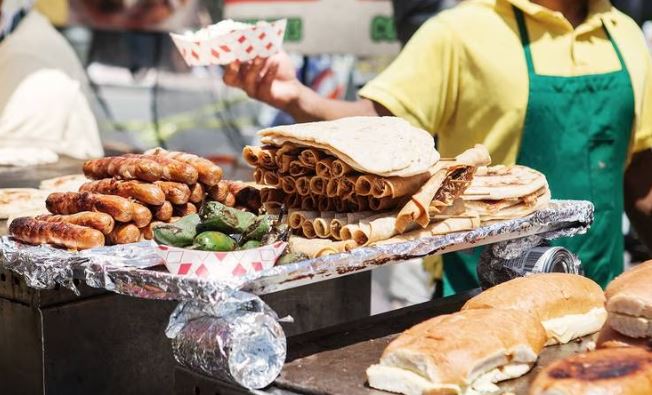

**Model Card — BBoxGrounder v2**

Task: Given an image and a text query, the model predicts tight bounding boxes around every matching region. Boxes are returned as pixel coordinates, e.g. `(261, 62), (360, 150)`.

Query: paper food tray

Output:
(155, 241), (287, 279)
(170, 19), (287, 66)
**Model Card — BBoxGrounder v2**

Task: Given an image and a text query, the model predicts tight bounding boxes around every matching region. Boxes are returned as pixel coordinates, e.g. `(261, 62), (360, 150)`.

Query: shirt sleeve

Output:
(633, 52), (652, 154)
(358, 16), (460, 134)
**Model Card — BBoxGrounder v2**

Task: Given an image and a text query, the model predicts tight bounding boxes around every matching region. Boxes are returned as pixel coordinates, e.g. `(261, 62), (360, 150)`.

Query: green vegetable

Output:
(239, 240), (262, 250)
(199, 201), (256, 234)
(193, 231), (237, 252)
(277, 252), (308, 265)
(153, 214), (200, 247)
(242, 215), (273, 242)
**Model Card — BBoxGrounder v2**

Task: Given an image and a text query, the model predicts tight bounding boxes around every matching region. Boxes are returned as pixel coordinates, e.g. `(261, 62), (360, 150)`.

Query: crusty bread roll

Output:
(367, 309), (546, 395)
(529, 347), (652, 395)
(606, 261), (652, 339)
(462, 273), (606, 345)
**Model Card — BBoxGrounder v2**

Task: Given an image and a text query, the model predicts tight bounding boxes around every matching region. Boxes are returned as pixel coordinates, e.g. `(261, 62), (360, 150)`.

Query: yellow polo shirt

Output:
(359, 0), (652, 164)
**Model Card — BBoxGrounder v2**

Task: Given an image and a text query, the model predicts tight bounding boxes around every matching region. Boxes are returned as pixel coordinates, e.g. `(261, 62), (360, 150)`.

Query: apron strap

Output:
(512, 6), (628, 74)
(602, 22), (628, 70)
(513, 6), (535, 74)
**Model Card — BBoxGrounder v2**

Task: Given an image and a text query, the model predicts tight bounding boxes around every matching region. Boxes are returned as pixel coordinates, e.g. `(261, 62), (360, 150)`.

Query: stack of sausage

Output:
(9, 149), (224, 250)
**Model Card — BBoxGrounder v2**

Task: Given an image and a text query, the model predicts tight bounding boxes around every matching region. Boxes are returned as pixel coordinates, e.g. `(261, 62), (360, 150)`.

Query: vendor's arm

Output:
(223, 17), (459, 130)
(624, 57), (652, 253)
(223, 52), (387, 122)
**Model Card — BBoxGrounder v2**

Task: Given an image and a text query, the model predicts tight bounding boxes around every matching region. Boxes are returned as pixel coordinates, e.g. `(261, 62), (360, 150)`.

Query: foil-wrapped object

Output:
(167, 293), (286, 389)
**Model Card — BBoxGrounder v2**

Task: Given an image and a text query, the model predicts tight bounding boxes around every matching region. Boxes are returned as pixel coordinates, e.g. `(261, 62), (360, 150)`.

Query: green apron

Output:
(443, 6), (635, 295)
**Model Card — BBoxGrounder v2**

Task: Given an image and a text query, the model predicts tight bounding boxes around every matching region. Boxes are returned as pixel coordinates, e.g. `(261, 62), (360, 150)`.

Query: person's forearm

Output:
(625, 190), (652, 253)
(624, 150), (652, 253)
(284, 84), (384, 123)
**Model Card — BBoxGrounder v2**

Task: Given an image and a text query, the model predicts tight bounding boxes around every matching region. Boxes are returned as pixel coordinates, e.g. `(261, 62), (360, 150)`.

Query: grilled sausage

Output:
(189, 183), (205, 204)
(79, 179), (165, 206)
(131, 203), (152, 228)
(35, 212), (115, 235)
(207, 182), (229, 202)
(46, 192), (133, 222)
(125, 154), (198, 184)
(107, 223), (141, 245)
(173, 203), (197, 217)
(83, 156), (163, 182)
(146, 148), (222, 186)
(9, 217), (105, 250)
(141, 221), (164, 241)
(154, 181), (191, 205)
(152, 201), (173, 221)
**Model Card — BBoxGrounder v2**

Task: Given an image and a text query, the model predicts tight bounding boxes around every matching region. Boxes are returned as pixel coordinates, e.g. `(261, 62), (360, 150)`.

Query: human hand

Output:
(223, 52), (303, 111)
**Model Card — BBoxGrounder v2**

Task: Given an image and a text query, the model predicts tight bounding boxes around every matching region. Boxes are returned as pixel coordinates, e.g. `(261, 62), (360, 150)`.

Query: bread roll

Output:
(462, 273), (606, 345)
(606, 261), (652, 338)
(529, 348), (652, 395)
(367, 309), (546, 395)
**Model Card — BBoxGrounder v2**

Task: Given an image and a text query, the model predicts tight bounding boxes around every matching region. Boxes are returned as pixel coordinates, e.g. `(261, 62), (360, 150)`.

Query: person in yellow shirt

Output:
(224, 0), (652, 293)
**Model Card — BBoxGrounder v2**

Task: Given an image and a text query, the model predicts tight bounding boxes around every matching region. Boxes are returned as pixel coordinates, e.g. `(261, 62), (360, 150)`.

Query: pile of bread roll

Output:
(368, 266), (652, 395)
(367, 273), (607, 395)
(9, 149), (224, 250)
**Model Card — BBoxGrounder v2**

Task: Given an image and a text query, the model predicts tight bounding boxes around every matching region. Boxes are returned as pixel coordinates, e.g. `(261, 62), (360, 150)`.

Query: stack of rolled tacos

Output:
(243, 117), (500, 258)
(462, 165), (551, 223)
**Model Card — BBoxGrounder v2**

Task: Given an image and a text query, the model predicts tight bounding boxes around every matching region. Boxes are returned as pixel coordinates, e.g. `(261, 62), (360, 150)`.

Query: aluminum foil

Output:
(0, 236), (85, 293)
(167, 293), (286, 389)
(242, 200), (594, 294)
(0, 200), (593, 300)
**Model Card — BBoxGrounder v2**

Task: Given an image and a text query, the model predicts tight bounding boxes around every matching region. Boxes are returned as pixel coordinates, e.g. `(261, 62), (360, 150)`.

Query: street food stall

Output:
(3, 9), (652, 395)
(0, 113), (599, 394)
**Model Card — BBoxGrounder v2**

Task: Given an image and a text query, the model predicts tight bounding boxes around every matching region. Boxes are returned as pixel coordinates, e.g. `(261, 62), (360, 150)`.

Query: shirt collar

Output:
(504, 0), (614, 32)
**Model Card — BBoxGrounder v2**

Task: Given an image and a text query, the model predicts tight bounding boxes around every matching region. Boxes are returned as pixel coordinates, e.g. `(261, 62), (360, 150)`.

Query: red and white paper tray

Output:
(170, 19), (287, 66)
(155, 241), (287, 280)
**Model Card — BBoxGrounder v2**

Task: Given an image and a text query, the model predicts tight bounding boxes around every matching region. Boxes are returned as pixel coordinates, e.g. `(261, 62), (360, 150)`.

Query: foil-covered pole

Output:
(166, 292), (287, 389)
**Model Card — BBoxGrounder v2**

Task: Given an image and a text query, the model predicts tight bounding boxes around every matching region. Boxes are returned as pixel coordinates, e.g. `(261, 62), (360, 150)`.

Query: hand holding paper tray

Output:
(170, 19), (287, 66)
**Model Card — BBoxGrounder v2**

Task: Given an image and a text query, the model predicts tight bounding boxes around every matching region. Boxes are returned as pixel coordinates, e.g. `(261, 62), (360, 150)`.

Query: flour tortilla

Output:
(372, 217), (481, 246)
(463, 165), (547, 200)
(314, 212), (336, 238)
(289, 236), (357, 258)
(474, 189), (551, 222)
(288, 210), (319, 229)
(0, 188), (50, 219)
(39, 174), (88, 192)
(259, 117), (440, 177)
(395, 145), (490, 232)
(280, 176), (296, 194)
(329, 213), (349, 240)
(352, 211), (407, 246)
(298, 148), (322, 168)
(316, 157), (335, 177)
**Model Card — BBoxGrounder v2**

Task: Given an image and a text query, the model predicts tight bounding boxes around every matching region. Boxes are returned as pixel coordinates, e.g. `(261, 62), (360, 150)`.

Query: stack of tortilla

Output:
(462, 165), (550, 222)
(243, 117), (492, 258)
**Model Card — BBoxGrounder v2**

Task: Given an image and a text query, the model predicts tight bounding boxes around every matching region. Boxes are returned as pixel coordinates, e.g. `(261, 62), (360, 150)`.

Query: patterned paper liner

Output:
(155, 241), (287, 280)
(170, 19), (287, 66)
